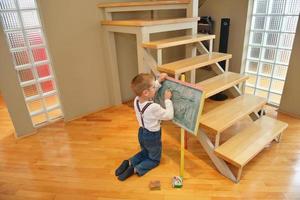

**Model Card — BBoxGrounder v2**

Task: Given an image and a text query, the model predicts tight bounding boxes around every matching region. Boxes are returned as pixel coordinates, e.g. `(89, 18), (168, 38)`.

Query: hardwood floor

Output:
(0, 99), (300, 199)
(0, 96), (15, 140)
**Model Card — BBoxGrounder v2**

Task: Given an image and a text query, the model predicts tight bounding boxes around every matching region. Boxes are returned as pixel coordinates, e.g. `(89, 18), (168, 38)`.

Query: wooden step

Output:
(101, 17), (199, 27)
(197, 72), (249, 98)
(200, 94), (267, 135)
(214, 116), (288, 168)
(142, 34), (215, 49)
(157, 52), (232, 76)
(98, 0), (190, 8)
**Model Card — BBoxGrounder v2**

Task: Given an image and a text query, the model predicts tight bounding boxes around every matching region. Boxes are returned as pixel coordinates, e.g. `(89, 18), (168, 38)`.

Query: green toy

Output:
(172, 176), (183, 188)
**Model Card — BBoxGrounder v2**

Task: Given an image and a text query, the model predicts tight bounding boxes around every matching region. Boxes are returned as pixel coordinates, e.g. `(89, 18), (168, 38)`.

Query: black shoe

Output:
(115, 160), (129, 176)
(118, 166), (134, 181)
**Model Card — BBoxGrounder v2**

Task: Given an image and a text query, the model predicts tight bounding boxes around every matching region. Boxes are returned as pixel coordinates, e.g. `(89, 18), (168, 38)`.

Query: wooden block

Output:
(149, 180), (161, 190)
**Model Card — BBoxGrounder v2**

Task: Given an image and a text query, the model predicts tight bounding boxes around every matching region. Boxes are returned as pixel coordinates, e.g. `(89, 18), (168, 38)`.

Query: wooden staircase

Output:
(98, 0), (288, 183)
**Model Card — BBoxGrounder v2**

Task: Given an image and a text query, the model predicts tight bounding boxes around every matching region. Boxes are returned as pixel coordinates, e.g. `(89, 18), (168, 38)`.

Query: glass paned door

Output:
(245, 0), (300, 106)
(0, 0), (63, 127)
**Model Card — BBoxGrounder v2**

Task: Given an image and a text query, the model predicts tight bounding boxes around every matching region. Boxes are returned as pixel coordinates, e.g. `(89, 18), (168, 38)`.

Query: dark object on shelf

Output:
(209, 93), (228, 101)
(258, 109), (266, 116)
(219, 18), (230, 70)
(198, 16), (214, 54)
(198, 16), (214, 34)
(210, 18), (231, 102)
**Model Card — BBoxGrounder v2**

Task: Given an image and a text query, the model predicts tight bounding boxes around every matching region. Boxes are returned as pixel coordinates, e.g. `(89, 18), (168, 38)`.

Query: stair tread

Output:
(214, 115), (288, 167)
(197, 72), (248, 98)
(143, 34), (215, 49)
(98, 0), (190, 8)
(200, 94), (267, 134)
(101, 17), (199, 27)
(157, 52), (232, 75)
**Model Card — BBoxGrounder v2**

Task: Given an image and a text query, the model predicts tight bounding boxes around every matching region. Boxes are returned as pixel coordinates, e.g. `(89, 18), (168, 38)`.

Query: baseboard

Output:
(277, 109), (300, 119)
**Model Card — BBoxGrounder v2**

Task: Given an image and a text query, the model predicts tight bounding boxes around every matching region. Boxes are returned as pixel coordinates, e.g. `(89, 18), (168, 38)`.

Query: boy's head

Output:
(131, 73), (156, 98)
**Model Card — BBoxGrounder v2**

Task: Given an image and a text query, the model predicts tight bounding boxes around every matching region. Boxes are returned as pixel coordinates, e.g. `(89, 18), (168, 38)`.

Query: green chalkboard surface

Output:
(154, 77), (205, 136)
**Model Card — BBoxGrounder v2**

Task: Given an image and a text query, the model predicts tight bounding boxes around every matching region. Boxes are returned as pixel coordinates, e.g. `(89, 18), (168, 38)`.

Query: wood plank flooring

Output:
(0, 96), (15, 140)
(0, 98), (300, 199)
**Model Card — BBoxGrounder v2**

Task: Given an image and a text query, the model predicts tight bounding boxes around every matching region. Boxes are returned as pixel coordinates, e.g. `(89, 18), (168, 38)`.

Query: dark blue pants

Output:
(129, 127), (162, 176)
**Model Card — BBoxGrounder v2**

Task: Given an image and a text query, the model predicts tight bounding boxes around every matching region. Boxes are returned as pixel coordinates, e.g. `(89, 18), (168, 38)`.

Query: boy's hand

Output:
(164, 90), (172, 100)
(158, 73), (168, 83)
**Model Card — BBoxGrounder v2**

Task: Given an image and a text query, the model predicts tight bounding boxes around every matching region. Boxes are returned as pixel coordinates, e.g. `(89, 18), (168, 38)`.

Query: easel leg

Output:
(180, 128), (185, 178)
(180, 74), (188, 150)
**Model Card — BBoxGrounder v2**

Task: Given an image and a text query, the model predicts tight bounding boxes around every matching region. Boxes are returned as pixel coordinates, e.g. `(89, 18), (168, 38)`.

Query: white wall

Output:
(199, 0), (249, 73)
(279, 20), (300, 117)
(38, 0), (111, 121)
(0, 28), (35, 137)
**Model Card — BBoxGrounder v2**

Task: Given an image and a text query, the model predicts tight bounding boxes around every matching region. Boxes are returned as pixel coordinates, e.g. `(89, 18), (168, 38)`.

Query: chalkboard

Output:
(154, 77), (205, 136)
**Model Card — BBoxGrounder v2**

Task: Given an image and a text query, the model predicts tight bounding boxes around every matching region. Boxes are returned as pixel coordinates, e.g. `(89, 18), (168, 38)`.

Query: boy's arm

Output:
(154, 80), (161, 92)
(152, 100), (174, 120)
(154, 73), (168, 92)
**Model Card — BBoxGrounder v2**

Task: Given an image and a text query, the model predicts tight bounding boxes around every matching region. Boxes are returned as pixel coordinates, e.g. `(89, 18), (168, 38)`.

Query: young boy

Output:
(115, 73), (174, 181)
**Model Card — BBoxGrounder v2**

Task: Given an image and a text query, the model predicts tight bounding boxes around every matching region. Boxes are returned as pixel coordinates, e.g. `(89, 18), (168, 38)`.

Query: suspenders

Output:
(136, 99), (152, 128)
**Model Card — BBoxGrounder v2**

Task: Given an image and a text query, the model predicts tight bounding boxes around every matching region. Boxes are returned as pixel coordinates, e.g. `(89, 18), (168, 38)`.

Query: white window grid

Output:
(0, 0), (63, 127)
(245, 0), (300, 106)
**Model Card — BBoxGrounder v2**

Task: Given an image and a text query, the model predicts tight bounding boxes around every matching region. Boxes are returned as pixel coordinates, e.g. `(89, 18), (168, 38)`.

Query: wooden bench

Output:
(157, 52), (232, 78)
(101, 17), (199, 27)
(214, 115), (288, 182)
(142, 34), (215, 49)
(200, 94), (267, 147)
(196, 72), (248, 98)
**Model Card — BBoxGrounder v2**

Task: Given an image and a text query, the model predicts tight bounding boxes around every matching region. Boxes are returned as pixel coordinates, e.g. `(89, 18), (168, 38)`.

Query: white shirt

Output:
(134, 80), (174, 132)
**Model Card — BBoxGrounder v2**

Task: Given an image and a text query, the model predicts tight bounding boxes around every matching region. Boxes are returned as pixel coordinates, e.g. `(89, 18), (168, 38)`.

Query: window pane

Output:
(0, 12), (21, 30)
(282, 16), (298, 32)
(271, 79), (285, 93)
(13, 50), (30, 66)
(27, 99), (43, 113)
(32, 113), (47, 125)
(250, 32), (263, 45)
(263, 48), (276, 62)
(245, 86), (255, 95)
(0, 0), (63, 127)
(276, 50), (291, 65)
(285, 0), (300, 15)
(40, 80), (54, 93)
(7, 31), (25, 48)
(254, 0), (268, 14)
(266, 16), (282, 31)
(259, 63), (273, 76)
(255, 89), (268, 98)
(45, 95), (59, 107)
(26, 29), (44, 46)
(32, 47), (47, 62)
(17, 0), (36, 9)
(279, 33), (295, 49)
(18, 68), (34, 82)
(23, 84), (38, 97)
(265, 33), (279, 47)
(252, 16), (266, 30)
(21, 10), (40, 28)
(269, 0), (286, 14)
(257, 76), (271, 90)
(246, 74), (258, 86)
(246, 61), (259, 73)
(248, 47), (261, 59)
(269, 93), (281, 105)
(273, 65), (288, 80)
(0, 0), (16, 10)
(48, 108), (62, 120)
(36, 64), (51, 78)
(246, 0), (298, 106)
